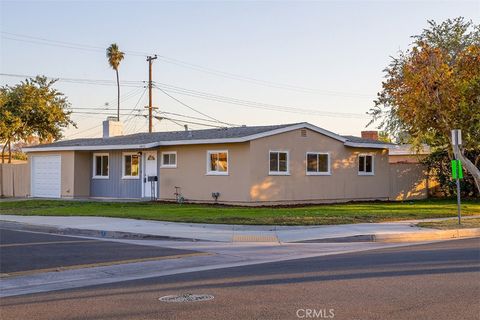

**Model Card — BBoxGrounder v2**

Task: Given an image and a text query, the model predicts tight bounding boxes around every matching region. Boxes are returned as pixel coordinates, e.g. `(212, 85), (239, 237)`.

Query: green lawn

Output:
(417, 217), (480, 229)
(0, 199), (479, 225)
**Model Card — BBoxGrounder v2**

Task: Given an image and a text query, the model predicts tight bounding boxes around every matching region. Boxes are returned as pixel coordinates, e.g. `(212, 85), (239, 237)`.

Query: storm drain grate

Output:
(159, 293), (214, 303)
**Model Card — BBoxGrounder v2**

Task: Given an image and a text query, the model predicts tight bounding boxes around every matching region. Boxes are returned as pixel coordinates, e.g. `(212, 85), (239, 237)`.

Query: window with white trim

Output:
(93, 153), (109, 178)
(123, 153), (140, 178)
(358, 154), (374, 175)
(161, 152), (177, 168)
(207, 151), (228, 175)
(269, 151), (289, 175)
(306, 152), (330, 175)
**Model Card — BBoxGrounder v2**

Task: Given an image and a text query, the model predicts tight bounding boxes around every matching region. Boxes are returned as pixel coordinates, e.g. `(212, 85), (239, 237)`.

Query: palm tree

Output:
(106, 43), (125, 121)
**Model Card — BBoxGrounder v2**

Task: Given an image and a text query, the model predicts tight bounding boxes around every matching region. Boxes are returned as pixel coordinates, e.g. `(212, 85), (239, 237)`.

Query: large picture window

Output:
(269, 151), (289, 175)
(207, 151), (228, 175)
(93, 153), (109, 178)
(123, 153), (139, 178)
(358, 154), (374, 175)
(306, 152), (330, 175)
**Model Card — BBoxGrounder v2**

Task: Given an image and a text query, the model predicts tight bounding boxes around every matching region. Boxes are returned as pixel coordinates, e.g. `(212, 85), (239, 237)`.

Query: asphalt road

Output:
(0, 229), (199, 275)
(1, 237), (479, 320)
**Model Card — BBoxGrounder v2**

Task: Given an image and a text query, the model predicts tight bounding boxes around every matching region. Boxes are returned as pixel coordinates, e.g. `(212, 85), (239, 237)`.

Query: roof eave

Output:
(22, 142), (160, 152)
(344, 141), (392, 149)
(23, 123), (349, 152)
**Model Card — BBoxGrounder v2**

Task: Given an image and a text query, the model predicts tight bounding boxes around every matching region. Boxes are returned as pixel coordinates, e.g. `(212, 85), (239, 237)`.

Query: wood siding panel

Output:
(90, 150), (142, 198)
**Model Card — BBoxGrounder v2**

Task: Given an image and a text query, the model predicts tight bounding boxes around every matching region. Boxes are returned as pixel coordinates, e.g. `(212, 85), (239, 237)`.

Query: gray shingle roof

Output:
(24, 122), (394, 151)
(32, 123), (302, 148)
(342, 135), (395, 145)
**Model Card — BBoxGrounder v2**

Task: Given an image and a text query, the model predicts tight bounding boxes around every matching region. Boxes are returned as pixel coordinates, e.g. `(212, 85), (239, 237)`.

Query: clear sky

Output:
(1, 1), (478, 139)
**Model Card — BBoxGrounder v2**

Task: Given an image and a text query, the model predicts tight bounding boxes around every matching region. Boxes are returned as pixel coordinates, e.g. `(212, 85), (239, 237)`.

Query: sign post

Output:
(451, 129), (462, 225)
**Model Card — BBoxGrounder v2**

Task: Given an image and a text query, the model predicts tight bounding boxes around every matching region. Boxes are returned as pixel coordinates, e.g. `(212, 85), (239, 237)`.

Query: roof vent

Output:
(300, 129), (307, 137)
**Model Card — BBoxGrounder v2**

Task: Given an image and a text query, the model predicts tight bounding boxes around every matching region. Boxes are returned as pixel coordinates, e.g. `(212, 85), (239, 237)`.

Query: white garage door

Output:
(31, 155), (61, 198)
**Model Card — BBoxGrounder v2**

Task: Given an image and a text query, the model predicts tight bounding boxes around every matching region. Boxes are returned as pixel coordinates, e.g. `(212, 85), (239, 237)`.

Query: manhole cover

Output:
(159, 293), (214, 303)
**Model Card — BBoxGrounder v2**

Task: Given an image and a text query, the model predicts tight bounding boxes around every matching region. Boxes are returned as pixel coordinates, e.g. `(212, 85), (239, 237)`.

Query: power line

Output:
(157, 111), (240, 126)
(124, 88), (148, 133)
(0, 73), (145, 88)
(1, 32), (149, 57)
(153, 115), (224, 128)
(153, 84), (368, 119)
(66, 123), (103, 138)
(156, 87), (238, 126)
(1, 32), (372, 98)
(153, 55), (372, 98)
(2, 72), (368, 119)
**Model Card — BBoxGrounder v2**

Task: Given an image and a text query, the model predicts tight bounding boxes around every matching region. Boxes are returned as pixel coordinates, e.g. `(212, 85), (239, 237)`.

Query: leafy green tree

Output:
(0, 76), (75, 163)
(378, 131), (392, 143)
(369, 17), (480, 193)
(106, 43), (125, 121)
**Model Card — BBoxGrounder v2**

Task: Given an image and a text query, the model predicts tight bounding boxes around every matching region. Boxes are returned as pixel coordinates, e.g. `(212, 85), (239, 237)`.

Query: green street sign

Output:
(451, 160), (464, 179)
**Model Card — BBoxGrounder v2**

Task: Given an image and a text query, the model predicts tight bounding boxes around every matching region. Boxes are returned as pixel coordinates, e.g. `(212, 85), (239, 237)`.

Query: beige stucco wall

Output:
(248, 129), (390, 203)
(388, 163), (429, 200)
(158, 143), (251, 202)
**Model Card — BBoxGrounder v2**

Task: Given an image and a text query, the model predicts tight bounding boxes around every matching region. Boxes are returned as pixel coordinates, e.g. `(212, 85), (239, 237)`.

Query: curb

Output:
(373, 228), (480, 242)
(2, 220), (479, 244)
(294, 229), (480, 243)
(0, 220), (205, 242)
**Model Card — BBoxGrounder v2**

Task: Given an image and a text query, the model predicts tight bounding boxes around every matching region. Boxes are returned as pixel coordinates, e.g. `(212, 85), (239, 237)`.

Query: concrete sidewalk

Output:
(2, 214), (479, 243)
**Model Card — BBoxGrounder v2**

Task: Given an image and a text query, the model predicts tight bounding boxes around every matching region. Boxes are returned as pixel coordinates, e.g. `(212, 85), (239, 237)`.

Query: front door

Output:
(143, 151), (158, 198)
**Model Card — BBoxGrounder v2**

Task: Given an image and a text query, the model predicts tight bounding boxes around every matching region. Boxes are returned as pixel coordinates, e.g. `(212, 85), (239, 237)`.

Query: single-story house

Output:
(22, 121), (431, 205)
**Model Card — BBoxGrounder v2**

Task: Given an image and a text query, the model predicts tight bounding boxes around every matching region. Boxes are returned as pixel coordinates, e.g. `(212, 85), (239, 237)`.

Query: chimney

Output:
(361, 130), (379, 141)
(103, 117), (123, 138)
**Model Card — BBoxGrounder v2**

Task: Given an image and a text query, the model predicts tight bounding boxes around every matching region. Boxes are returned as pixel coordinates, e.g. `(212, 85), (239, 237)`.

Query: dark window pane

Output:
(125, 155), (131, 176)
(307, 154), (317, 172)
(163, 154), (170, 165)
(359, 156), (365, 172)
(365, 155), (372, 173)
(279, 152), (287, 172)
(270, 152), (278, 172)
(170, 154), (176, 165)
(102, 156), (108, 176)
(318, 154), (328, 172)
(95, 156), (102, 176)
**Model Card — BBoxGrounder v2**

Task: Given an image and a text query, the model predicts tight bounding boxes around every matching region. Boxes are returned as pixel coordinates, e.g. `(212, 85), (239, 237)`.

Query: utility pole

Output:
(147, 55), (157, 133)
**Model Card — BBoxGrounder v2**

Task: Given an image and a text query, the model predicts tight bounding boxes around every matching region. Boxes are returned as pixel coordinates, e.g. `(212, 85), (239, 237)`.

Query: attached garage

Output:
(31, 155), (61, 198)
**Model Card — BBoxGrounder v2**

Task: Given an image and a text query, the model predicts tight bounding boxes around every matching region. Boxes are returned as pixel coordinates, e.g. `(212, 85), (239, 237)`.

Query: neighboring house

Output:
(22, 121), (430, 204)
(389, 144), (431, 164)
(388, 144), (437, 200)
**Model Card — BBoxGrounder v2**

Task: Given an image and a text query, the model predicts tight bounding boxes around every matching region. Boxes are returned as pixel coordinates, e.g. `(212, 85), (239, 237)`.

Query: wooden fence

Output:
(0, 163), (30, 197)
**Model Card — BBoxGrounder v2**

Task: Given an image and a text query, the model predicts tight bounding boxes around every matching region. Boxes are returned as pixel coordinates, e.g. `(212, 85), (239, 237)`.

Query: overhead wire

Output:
(2, 32), (372, 97)
(155, 87), (239, 126)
